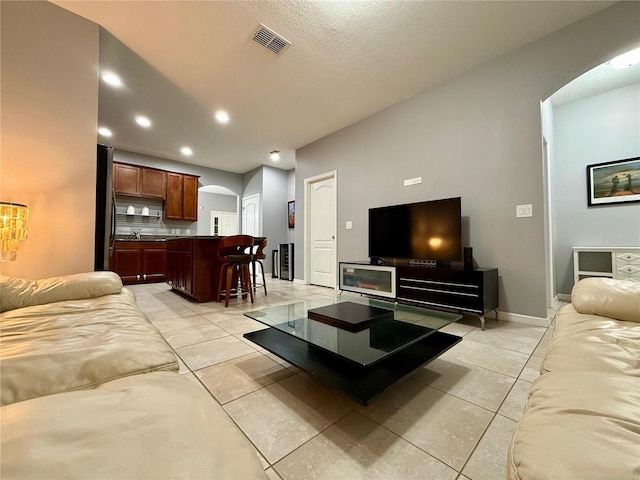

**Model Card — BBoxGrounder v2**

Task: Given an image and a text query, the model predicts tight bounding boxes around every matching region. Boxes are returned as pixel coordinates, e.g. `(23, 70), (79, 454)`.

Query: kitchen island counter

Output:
(166, 237), (224, 302)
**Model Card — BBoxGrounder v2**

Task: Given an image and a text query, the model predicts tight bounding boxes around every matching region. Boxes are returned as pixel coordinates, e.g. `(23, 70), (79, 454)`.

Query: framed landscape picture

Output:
(587, 157), (640, 206)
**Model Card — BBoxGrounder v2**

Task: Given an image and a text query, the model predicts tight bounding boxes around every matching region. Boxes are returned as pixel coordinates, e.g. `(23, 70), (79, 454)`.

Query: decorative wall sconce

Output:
(0, 202), (29, 262)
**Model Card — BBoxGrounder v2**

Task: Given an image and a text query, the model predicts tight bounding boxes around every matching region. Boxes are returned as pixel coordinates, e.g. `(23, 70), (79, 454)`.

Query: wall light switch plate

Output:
(516, 204), (533, 218)
(345, 221), (353, 230)
(403, 176), (422, 187)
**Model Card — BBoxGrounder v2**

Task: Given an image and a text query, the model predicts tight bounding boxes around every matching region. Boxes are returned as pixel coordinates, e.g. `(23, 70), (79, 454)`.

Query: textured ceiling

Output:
(53, 1), (616, 173)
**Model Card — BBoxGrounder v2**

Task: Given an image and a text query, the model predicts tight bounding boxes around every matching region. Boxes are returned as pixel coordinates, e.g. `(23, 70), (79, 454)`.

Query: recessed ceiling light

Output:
(135, 115), (152, 128)
(101, 71), (122, 87)
(180, 146), (193, 156)
(609, 48), (640, 68)
(215, 110), (230, 124)
(269, 150), (281, 161)
(98, 127), (112, 137)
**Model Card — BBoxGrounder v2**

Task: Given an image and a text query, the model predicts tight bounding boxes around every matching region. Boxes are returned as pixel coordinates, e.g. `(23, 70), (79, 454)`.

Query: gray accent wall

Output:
(197, 193), (237, 236)
(553, 83), (640, 295)
(262, 166), (289, 273)
(287, 169), (296, 243)
(242, 167), (263, 198)
(295, 2), (640, 319)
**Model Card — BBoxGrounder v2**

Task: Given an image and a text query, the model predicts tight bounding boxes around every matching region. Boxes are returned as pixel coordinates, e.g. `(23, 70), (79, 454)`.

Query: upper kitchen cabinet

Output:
(113, 162), (165, 198)
(165, 172), (199, 221)
(141, 168), (166, 198)
(113, 162), (140, 196)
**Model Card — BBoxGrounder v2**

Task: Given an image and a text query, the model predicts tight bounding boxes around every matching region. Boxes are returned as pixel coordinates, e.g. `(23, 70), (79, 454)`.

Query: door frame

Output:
(303, 170), (338, 286)
(542, 136), (555, 308)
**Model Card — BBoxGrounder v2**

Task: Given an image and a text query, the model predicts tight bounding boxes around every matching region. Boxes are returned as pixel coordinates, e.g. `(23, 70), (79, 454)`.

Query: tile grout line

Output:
(453, 305), (561, 479)
(136, 281), (562, 479)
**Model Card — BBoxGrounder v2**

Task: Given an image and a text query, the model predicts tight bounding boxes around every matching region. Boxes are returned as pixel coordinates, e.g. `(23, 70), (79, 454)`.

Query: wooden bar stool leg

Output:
(225, 264), (234, 307)
(217, 264), (226, 303)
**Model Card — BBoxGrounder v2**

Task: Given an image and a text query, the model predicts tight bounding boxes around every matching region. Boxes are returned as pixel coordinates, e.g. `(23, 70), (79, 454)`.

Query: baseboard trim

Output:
(557, 293), (571, 303)
(496, 310), (551, 328)
(293, 278), (305, 285)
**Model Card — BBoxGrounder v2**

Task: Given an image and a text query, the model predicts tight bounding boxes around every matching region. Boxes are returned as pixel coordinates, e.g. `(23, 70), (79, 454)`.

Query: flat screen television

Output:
(368, 197), (462, 262)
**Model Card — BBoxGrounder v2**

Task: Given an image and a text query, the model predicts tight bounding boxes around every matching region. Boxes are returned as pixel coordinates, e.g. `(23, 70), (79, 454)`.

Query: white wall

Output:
(295, 2), (640, 320)
(553, 83), (640, 295)
(0, 1), (99, 279)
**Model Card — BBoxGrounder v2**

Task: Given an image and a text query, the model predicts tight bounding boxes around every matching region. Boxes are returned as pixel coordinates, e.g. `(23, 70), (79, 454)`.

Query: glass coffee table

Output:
(244, 295), (462, 405)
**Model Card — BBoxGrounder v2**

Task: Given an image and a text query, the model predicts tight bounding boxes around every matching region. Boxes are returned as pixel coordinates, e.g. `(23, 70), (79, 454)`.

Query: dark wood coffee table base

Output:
(244, 327), (461, 405)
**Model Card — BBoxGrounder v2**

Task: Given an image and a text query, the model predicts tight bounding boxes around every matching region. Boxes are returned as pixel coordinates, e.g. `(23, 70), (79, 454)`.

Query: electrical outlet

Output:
(345, 221), (353, 230)
(516, 204), (533, 218)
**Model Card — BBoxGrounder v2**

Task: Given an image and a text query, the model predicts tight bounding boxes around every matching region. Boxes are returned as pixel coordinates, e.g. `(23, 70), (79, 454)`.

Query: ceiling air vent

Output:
(252, 24), (291, 55)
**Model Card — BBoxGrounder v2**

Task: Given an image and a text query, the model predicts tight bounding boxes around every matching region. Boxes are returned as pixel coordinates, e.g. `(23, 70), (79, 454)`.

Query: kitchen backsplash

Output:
(115, 197), (197, 237)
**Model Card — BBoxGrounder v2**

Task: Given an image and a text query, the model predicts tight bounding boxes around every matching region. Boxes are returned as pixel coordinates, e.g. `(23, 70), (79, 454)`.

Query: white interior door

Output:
(242, 194), (260, 236)
(220, 212), (238, 236)
(306, 173), (336, 288)
(211, 211), (239, 236)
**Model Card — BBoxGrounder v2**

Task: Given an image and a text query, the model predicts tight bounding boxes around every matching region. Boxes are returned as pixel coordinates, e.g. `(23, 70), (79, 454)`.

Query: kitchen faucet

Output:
(132, 229), (141, 239)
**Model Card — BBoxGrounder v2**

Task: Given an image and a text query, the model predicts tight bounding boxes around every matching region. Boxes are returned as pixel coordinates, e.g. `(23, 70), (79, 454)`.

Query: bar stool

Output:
(251, 237), (268, 295)
(216, 235), (254, 307)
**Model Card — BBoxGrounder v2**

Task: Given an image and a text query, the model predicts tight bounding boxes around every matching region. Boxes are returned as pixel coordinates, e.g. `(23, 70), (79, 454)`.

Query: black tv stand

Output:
(396, 265), (498, 330)
(339, 261), (498, 330)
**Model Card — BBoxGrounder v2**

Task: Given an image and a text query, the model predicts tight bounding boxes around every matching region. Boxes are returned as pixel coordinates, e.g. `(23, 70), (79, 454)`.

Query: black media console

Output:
(339, 262), (498, 330)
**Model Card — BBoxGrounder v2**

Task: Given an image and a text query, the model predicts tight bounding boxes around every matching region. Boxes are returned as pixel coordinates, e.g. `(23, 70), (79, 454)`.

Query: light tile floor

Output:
(129, 279), (564, 480)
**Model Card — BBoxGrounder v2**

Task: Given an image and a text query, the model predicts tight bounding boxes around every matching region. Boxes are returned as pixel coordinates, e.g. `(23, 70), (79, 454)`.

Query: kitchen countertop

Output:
(115, 235), (169, 242)
(115, 235), (225, 242)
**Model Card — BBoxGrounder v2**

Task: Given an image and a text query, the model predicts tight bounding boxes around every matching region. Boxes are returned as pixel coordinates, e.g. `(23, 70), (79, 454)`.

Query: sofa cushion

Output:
(541, 303), (640, 376)
(0, 271), (123, 312)
(0, 372), (268, 480)
(0, 288), (178, 405)
(572, 277), (640, 323)
(508, 371), (640, 480)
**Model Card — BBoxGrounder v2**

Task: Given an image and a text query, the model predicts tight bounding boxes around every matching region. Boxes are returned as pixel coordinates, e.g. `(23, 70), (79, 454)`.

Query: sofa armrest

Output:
(572, 277), (640, 323)
(1, 271), (123, 313)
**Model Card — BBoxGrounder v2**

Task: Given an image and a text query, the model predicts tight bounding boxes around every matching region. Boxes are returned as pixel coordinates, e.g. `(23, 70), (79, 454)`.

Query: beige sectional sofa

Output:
(507, 277), (640, 480)
(0, 271), (267, 479)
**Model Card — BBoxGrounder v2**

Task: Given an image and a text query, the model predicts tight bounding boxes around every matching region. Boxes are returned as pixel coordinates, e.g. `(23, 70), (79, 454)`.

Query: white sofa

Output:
(0, 272), (267, 479)
(507, 277), (640, 480)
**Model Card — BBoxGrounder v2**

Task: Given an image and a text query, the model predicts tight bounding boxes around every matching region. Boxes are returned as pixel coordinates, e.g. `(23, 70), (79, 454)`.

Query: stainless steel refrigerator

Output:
(94, 144), (115, 270)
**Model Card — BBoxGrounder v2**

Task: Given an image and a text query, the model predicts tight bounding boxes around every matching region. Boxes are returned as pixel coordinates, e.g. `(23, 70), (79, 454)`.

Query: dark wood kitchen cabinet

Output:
(140, 168), (166, 198)
(113, 162), (166, 199)
(165, 173), (199, 221)
(111, 241), (166, 284)
(166, 237), (221, 302)
(113, 163), (141, 196)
